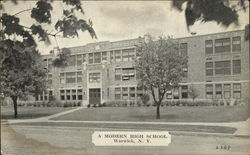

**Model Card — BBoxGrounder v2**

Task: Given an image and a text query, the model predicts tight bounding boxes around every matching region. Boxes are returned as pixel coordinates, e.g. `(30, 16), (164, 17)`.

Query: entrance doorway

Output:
(89, 88), (101, 105)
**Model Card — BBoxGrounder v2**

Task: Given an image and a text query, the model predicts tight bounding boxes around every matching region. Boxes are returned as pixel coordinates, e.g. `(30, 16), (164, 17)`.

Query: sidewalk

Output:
(4, 107), (250, 136)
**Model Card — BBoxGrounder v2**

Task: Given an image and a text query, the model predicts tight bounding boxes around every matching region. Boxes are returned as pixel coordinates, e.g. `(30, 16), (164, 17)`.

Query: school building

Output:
(38, 29), (249, 105)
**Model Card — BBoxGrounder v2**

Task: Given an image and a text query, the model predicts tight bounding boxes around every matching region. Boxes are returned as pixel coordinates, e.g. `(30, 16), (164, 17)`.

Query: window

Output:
(232, 36), (241, 52)
(173, 88), (179, 99)
(206, 84), (213, 99)
(232, 60), (241, 75)
(88, 53), (93, 64)
(60, 73), (65, 84)
(107, 88), (109, 98)
(181, 85), (188, 99)
(233, 83), (241, 98)
(48, 58), (52, 71)
(82, 54), (86, 63)
(180, 43), (188, 57)
(66, 72), (76, 83)
(215, 61), (231, 75)
(77, 89), (83, 100)
(215, 84), (222, 99)
(224, 84), (231, 99)
(166, 91), (172, 99)
(122, 68), (135, 80)
(60, 90), (65, 100)
(205, 62), (213, 76)
(35, 96), (39, 101)
(40, 95), (43, 101)
(47, 74), (52, 85)
(76, 55), (82, 66)
(205, 40), (213, 54)
(122, 87), (128, 100)
(115, 68), (122, 80)
(68, 55), (76, 66)
(77, 71), (82, 82)
(89, 72), (101, 83)
(66, 90), (70, 100)
(115, 88), (121, 99)
(115, 50), (121, 62)
(129, 87), (135, 100)
(215, 38), (230, 53)
(102, 52), (107, 62)
(137, 86), (143, 98)
(72, 89), (76, 100)
(110, 51), (114, 62)
(94, 52), (101, 63)
(122, 48), (135, 61)
(48, 90), (53, 101)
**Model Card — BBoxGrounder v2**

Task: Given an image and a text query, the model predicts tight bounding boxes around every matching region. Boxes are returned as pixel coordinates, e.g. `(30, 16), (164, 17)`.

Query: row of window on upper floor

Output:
(205, 59), (241, 76)
(205, 36), (241, 55)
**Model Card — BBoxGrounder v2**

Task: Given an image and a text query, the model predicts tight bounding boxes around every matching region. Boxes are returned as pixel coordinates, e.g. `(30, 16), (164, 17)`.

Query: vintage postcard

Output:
(1, 0), (249, 155)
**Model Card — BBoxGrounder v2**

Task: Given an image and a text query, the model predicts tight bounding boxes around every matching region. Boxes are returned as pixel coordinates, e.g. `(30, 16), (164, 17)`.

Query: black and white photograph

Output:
(0, 0), (249, 155)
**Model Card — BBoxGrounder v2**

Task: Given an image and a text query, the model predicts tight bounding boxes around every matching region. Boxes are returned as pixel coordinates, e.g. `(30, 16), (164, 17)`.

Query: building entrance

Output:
(89, 88), (101, 105)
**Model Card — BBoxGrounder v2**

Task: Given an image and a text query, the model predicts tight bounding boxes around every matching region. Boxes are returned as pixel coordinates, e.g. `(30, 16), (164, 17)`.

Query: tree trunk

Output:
(11, 96), (18, 118)
(156, 104), (160, 119)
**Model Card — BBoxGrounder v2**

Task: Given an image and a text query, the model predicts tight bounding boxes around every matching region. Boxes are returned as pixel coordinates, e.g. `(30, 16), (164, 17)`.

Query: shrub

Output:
(87, 104), (91, 108)
(102, 102), (106, 107)
(140, 94), (150, 106)
(77, 102), (81, 106)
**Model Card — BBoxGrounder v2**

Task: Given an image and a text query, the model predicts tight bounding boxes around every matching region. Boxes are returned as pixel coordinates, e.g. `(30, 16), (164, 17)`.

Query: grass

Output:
(0, 106), (74, 119)
(52, 105), (250, 122)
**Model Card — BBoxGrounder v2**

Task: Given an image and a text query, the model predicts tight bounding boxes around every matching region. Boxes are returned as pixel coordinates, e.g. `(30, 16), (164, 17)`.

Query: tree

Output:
(172, 0), (248, 30)
(0, 0), (96, 118)
(136, 35), (188, 119)
(188, 85), (199, 104)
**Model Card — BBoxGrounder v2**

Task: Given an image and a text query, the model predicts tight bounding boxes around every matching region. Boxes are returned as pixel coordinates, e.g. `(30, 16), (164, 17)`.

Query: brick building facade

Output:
(38, 29), (249, 105)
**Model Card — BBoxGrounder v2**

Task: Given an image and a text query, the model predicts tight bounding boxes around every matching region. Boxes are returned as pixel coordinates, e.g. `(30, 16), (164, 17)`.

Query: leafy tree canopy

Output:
(172, 0), (248, 29)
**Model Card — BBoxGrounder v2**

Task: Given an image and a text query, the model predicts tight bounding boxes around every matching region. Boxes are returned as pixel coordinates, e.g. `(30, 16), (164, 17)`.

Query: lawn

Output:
(1, 106), (74, 119)
(52, 106), (250, 122)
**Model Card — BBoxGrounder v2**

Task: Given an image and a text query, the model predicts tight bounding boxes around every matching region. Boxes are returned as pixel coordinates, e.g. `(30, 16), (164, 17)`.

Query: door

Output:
(89, 88), (101, 105)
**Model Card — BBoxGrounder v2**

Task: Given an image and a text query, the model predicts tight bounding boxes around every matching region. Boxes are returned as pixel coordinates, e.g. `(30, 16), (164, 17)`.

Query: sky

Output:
(3, 1), (249, 55)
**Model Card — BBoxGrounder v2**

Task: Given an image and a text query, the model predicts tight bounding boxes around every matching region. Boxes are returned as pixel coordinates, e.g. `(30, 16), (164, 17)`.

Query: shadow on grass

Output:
(132, 114), (179, 121)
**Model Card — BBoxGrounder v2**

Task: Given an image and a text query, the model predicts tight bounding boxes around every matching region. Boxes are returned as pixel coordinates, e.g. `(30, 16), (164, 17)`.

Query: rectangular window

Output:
(47, 74), (52, 85)
(107, 88), (109, 98)
(129, 87), (135, 100)
(215, 61), (231, 75)
(77, 71), (82, 82)
(233, 83), (241, 98)
(137, 86), (143, 98)
(224, 84), (231, 99)
(232, 36), (241, 52)
(88, 53), (93, 64)
(181, 85), (188, 99)
(205, 62), (213, 76)
(94, 52), (101, 63)
(60, 73), (65, 84)
(115, 68), (122, 80)
(122, 68), (135, 80)
(215, 84), (222, 99)
(115, 88), (121, 100)
(206, 84), (213, 99)
(77, 89), (83, 100)
(173, 88), (179, 99)
(72, 89), (76, 100)
(66, 72), (76, 83)
(89, 72), (101, 83)
(205, 40), (213, 54)
(122, 87), (128, 100)
(68, 55), (76, 66)
(102, 52), (107, 62)
(66, 89), (70, 100)
(60, 90), (65, 100)
(76, 55), (82, 66)
(48, 58), (52, 72)
(110, 51), (114, 62)
(215, 38), (231, 53)
(122, 48), (135, 61)
(82, 54), (86, 63)
(166, 91), (172, 99)
(115, 50), (121, 62)
(232, 60), (241, 75)
(180, 43), (188, 57)
(48, 90), (53, 101)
